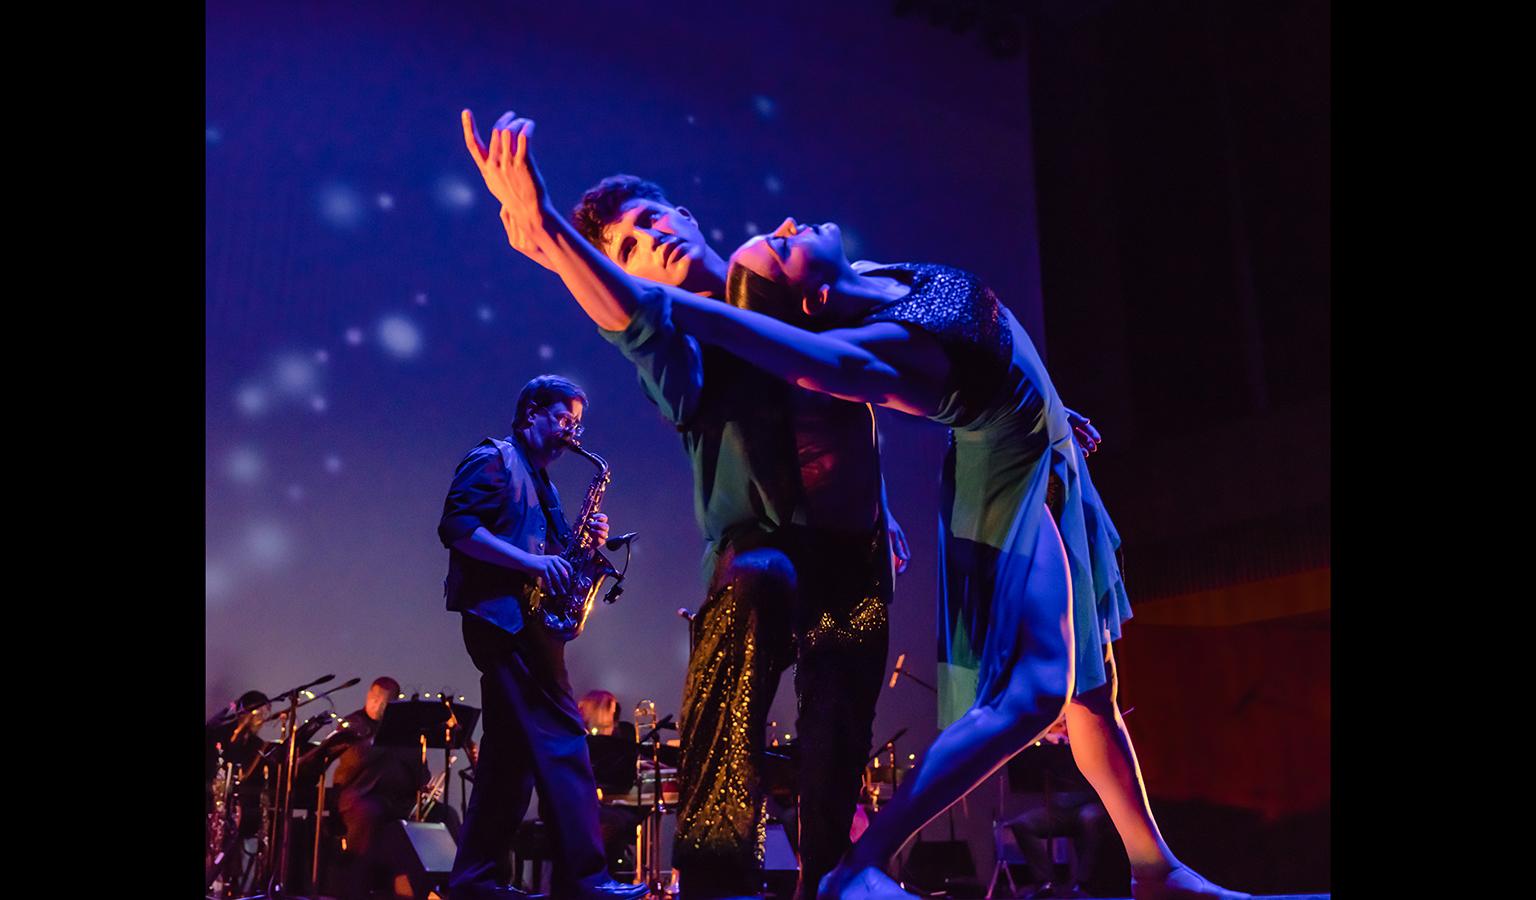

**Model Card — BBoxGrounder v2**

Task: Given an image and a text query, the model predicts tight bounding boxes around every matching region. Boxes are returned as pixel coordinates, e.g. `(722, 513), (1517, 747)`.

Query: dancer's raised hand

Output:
(462, 109), (555, 269)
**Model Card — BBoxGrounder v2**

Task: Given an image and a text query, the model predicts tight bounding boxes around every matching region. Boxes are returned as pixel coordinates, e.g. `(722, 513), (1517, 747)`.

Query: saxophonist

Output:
(437, 374), (648, 900)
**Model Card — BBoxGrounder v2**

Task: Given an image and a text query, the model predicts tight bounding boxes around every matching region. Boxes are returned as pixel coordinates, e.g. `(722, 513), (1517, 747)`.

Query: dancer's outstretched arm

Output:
(665, 291), (950, 418)
(466, 109), (944, 411)
(463, 109), (661, 332)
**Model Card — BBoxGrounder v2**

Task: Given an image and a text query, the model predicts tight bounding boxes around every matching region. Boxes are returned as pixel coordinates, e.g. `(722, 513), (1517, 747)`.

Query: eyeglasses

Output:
(539, 407), (585, 439)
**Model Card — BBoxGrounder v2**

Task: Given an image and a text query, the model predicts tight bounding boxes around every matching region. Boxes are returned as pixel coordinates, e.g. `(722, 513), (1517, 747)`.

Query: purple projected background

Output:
(206, 0), (1045, 792)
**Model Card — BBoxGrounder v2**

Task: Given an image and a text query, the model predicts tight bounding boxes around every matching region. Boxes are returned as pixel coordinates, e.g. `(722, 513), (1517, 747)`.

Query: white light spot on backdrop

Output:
(273, 353), (318, 395)
(538, 344), (555, 361)
(310, 396), (327, 413)
(436, 176), (476, 210)
(710, 228), (725, 243)
(206, 127), (223, 145)
(325, 455), (344, 474)
(414, 292), (429, 306)
(686, 114), (697, 125)
(243, 520), (292, 570)
(315, 350), (330, 365)
(345, 327), (364, 346)
(753, 95), (777, 119)
(236, 384), (269, 416)
(377, 193), (395, 210)
(692, 175), (702, 185)
(478, 306), (495, 323)
(287, 484), (306, 503)
(206, 561), (233, 606)
(745, 222), (760, 236)
(764, 175), (783, 193)
(318, 183), (364, 228)
(377, 315), (422, 359)
(225, 446), (265, 484)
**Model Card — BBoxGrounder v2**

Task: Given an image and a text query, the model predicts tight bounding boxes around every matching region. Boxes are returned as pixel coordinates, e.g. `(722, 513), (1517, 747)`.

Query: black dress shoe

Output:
(568, 879), (651, 899)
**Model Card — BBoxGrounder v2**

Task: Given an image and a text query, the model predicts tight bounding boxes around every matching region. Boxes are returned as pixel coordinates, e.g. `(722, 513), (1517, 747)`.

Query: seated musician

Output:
(206, 690), (273, 836)
(579, 690), (647, 880)
(1004, 716), (1115, 899)
(300, 676), (428, 900)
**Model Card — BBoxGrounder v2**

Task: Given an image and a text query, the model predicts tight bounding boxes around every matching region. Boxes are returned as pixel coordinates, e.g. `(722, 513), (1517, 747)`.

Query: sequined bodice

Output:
(861, 262), (1017, 428)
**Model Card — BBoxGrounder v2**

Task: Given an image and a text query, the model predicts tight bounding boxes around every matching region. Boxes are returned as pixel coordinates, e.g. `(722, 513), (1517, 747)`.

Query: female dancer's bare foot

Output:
(1131, 865), (1251, 900)
(816, 864), (917, 900)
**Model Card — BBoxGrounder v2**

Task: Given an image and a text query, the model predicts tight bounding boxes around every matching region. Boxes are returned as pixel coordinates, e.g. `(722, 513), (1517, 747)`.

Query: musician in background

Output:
(205, 690), (273, 831)
(1005, 716), (1114, 899)
(578, 690), (620, 737)
(579, 690), (647, 879)
(438, 375), (647, 900)
(301, 676), (427, 900)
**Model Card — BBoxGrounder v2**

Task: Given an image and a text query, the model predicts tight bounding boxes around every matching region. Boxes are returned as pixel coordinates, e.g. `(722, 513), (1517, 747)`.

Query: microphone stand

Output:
(636, 710), (674, 898)
(236, 673), (335, 900)
(889, 658), (937, 694)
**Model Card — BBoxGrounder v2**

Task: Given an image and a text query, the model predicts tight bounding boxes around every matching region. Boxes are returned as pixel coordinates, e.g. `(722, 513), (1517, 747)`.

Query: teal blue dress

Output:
(861, 263), (1132, 726)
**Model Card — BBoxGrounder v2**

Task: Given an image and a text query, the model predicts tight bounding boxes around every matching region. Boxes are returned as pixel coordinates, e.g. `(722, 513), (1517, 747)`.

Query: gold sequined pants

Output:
(675, 529), (889, 900)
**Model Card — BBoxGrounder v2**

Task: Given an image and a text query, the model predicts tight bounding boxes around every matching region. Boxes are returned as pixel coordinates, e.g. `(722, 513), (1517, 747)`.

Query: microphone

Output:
(889, 653), (937, 693)
(334, 677), (361, 691)
(605, 532), (639, 551)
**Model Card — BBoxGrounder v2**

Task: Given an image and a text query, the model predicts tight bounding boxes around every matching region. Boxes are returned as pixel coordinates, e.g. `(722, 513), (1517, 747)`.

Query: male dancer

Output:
(464, 112), (903, 900)
(438, 374), (648, 900)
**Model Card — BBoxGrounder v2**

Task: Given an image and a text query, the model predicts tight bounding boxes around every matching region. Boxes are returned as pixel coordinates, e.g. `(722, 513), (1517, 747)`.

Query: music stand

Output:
(376, 700), (481, 817)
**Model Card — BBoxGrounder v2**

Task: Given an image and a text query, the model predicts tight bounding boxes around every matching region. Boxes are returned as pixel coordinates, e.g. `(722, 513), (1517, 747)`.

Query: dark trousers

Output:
(449, 613), (608, 895)
(673, 529), (889, 900)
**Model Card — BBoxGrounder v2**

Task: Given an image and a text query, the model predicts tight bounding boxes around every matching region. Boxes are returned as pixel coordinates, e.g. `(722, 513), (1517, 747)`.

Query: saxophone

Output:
(525, 437), (624, 641)
(207, 755), (238, 889)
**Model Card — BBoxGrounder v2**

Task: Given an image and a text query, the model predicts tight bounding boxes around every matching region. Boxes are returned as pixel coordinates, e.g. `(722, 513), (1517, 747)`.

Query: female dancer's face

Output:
(729, 217), (846, 291)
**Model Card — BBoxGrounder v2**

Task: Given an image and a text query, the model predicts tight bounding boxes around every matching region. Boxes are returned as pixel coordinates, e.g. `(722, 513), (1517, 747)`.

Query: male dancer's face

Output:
(599, 198), (712, 289)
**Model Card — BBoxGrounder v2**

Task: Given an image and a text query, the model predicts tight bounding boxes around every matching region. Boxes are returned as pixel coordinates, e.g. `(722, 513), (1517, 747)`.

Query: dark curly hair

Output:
(571, 174), (671, 249)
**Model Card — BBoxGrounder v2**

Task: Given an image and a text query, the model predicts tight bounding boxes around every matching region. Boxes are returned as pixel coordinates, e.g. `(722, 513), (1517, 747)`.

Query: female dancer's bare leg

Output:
(1066, 648), (1249, 900)
(819, 509), (1075, 899)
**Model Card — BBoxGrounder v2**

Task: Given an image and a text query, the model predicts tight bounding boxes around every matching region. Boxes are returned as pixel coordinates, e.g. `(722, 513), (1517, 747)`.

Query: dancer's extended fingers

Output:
(461, 109), (488, 166)
(495, 128), (515, 173)
(514, 119), (534, 164)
